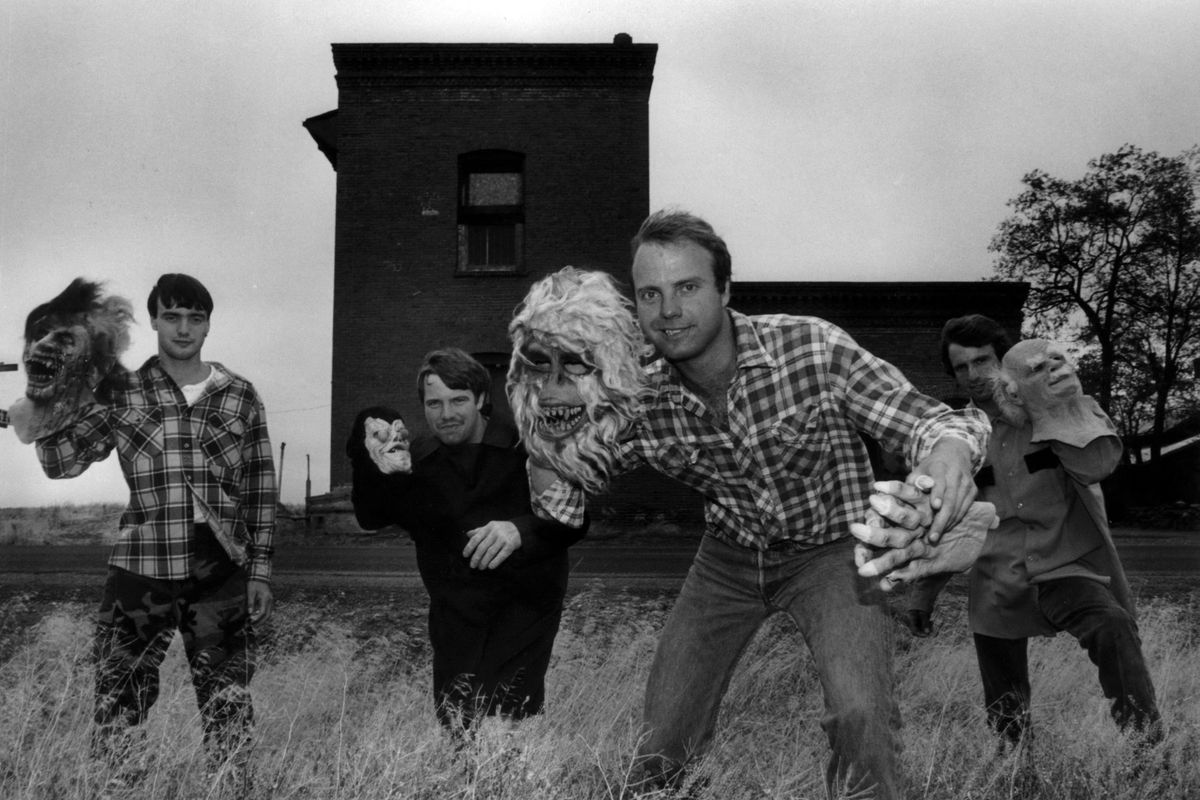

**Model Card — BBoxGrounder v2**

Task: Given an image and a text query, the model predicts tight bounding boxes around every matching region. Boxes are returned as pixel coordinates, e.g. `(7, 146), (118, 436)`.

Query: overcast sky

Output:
(3, 0), (1199, 508)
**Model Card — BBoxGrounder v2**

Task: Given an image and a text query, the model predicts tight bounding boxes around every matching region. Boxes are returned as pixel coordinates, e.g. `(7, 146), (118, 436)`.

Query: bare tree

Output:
(991, 145), (1200, 455)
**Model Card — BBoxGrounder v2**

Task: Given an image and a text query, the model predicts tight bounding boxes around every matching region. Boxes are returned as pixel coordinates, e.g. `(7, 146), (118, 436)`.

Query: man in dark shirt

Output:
(348, 348), (584, 731)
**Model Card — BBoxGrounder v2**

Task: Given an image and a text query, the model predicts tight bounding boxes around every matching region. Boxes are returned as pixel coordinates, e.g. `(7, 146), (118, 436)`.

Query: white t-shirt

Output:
(180, 365), (213, 407)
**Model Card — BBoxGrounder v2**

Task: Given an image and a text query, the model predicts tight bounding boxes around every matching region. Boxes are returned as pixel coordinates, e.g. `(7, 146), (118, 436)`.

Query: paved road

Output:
(2, 532), (1198, 578)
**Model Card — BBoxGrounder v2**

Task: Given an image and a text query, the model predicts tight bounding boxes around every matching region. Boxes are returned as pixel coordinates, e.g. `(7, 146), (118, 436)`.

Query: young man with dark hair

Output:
(146, 272), (214, 319)
(348, 347), (584, 731)
(26, 273), (276, 791)
(532, 210), (990, 800)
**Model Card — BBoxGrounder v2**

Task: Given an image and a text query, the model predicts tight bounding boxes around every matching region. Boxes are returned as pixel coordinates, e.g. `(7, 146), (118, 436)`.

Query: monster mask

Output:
(507, 267), (647, 494)
(10, 279), (132, 442)
(993, 338), (1108, 448)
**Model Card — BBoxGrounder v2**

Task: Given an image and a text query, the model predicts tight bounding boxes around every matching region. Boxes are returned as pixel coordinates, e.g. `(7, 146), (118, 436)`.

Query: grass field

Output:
(1, 576), (1198, 800)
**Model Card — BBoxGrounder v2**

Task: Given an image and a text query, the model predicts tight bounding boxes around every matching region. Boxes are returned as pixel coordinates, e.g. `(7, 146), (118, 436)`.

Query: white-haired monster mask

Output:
(507, 267), (648, 495)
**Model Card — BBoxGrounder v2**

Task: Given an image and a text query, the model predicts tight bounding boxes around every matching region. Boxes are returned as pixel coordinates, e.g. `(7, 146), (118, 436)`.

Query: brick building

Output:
(304, 35), (657, 489)
(303, 35), (1029, 524)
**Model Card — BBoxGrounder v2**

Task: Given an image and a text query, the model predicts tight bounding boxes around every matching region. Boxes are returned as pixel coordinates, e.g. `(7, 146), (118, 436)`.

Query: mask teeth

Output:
(539, 405), (585, 434)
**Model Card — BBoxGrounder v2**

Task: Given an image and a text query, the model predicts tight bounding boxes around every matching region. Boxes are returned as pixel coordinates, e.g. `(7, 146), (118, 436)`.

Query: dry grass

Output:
(1, 581), (1198, 799)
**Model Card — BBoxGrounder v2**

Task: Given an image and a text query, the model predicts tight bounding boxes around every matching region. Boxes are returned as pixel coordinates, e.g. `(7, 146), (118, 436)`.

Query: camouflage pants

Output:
(92, 537), (256, 766)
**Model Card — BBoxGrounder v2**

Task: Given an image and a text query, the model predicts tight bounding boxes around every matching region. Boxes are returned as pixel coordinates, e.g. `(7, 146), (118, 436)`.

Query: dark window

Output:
(458, 151), (524, 274)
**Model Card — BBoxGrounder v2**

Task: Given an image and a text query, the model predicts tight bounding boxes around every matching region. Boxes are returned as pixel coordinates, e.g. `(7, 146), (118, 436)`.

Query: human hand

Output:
(851, 501), (997, 592)
(866, 476), (936, 531)
(908, 437), (977, 541)
(364, 416), (411, 474)
(464, 521), (522, 569)
(247, 579), (274, 625)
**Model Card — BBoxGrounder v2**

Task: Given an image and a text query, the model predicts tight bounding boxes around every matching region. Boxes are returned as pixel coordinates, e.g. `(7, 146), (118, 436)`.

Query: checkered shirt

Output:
(37, 357), (277, 582)
(536, 311), (988, 549)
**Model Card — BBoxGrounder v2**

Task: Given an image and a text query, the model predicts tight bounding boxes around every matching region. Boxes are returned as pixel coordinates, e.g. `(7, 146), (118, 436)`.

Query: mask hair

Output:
(507, 267), (649, 494)
(992, 372), (1028, 428)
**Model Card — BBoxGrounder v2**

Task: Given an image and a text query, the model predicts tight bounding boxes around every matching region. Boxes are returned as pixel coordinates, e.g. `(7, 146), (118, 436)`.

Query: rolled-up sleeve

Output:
(36, 403), (115, 479)
(529, 471), (589, 529)
(908, 406), (990, 475)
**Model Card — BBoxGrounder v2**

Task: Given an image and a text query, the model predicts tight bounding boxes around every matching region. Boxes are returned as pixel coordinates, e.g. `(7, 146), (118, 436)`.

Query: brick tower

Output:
(306, 35), (657, 488)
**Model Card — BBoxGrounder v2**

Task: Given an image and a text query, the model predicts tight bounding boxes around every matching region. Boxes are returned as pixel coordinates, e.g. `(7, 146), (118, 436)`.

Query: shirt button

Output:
(1016, 502), (1023, 509)
(184, 442), (191, 449)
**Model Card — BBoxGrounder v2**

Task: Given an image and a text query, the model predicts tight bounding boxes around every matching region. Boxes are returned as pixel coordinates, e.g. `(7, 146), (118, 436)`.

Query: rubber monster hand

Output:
(507, 267), (647, 495)
(850, 476), (998, 592)
(9, 279), (132, 444)
(994, 338), (1113, 448)
(363, 416), (412, 475)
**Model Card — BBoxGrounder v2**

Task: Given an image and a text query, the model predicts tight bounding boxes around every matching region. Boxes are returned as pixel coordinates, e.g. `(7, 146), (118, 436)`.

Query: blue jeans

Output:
(636, 534), (901, 800)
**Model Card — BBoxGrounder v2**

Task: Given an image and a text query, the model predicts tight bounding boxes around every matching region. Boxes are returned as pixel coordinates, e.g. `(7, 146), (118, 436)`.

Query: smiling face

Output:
(151, 301), (210, 365)
(422, 373), (486, 447)
(631, 240), (730, 369)
(507, 267), (646, 494)
(947, 343), (1002, 408)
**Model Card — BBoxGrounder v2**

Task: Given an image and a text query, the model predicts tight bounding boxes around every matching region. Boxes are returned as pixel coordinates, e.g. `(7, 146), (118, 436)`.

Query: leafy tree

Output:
(990, 144), (1200, 459)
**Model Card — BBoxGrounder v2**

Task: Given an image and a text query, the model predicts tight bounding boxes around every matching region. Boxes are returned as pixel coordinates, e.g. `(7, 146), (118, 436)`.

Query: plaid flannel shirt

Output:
(536, 311), (988, 549)
(37, 357), (277, 582)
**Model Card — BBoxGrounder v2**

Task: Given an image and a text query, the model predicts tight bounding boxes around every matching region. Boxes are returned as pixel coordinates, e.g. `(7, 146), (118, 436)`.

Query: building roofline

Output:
(331, 39), (658, 88)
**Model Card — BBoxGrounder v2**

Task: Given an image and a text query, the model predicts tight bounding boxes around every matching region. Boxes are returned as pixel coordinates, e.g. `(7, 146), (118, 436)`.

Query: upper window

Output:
(458, 150), (525, 274)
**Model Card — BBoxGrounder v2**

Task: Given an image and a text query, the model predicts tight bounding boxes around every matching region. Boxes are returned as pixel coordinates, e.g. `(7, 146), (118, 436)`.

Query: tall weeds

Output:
(1, 584), (1196, 799)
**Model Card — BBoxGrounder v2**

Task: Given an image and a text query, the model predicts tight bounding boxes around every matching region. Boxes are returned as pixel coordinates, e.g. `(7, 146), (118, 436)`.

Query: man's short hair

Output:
(940, 314), (1014, 376)
(147, 273), (213, 318)
(630, 209), (733, 292)
(416, 348), (491, 405)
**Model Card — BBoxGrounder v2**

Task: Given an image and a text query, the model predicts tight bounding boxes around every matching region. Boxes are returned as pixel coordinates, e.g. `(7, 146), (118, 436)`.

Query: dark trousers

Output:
(92, 529), (256, 763)
(974, 576), (1159, 744)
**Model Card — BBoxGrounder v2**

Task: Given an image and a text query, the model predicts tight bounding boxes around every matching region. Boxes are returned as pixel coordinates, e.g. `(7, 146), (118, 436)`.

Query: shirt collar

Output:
(142, 357), (233, 399)
(645, 308), (776, 401)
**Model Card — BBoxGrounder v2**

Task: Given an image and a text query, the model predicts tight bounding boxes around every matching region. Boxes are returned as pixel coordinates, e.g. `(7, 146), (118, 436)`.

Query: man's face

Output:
(422, 374), (486, 447)
(511, 338), (595, 441)
(1002, 339), (1081, 408)
(631, 240), (729, 367)
(947, 343), (1001, 406)
(151, 301), (209, 363)
(22, 314), (92, 401)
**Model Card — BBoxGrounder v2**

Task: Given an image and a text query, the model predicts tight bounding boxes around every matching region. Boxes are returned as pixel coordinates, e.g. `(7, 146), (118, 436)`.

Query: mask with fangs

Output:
(507, 267), (648, 494)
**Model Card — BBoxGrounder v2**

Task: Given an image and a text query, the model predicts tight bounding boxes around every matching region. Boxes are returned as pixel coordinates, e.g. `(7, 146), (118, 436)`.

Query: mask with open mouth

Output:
(11, 279), (133, 442)
(507, 267), (648, 494)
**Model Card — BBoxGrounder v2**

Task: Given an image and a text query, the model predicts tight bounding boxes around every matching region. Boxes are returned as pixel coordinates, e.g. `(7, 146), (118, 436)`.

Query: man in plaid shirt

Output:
(532, 210), (988, 799)
(31, 273), (275, 789)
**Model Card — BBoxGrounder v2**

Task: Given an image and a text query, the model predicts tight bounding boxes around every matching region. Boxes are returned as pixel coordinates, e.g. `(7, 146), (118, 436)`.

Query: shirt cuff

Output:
(910, 407), (989, 474)
(246, 545), (273, 584)
(532, 477), (588, 529)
